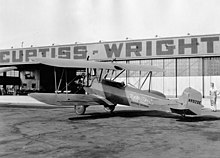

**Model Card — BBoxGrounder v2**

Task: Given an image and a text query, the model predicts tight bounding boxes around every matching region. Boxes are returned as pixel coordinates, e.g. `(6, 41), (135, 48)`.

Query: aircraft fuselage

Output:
(84, 79), (168, 109)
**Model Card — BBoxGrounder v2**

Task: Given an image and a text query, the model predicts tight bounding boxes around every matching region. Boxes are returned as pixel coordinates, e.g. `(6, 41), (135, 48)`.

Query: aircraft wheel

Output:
(75, 105), (86, 115)
(104, 105), (116, 113)
(181, 113), (186, 118)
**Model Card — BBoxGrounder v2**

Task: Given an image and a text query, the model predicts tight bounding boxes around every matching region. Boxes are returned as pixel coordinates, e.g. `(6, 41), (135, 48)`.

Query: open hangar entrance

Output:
(38, 64), (82, 93)
(0, 68), (21, 95)
(4, 64), (83, 95)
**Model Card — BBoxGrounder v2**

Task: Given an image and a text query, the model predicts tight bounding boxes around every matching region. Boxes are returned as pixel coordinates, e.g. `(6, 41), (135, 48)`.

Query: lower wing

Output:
(29, 93), (114, 107)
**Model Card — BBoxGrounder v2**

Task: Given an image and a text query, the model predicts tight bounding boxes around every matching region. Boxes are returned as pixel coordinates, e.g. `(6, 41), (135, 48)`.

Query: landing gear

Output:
(74, 105), (86, 115)
(181, 113), (186, 118)
(104, 105), (116, 113)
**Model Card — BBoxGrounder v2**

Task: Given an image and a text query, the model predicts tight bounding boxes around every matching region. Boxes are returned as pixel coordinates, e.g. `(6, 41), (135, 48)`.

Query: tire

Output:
(104, 105), (116, 113)
(75, 105), (86, 115)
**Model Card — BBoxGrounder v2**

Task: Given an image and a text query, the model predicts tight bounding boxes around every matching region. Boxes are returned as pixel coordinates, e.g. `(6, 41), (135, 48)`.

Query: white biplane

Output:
(27, 57), (203, 117)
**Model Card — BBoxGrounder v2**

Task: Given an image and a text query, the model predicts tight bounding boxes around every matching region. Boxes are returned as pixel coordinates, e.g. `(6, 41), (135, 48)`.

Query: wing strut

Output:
(65, 69), (68, 94)
(64, 69), (69, 100)
(58, 69), (65, 90)
(139, 71), (152, 91)
(54, 67), (58, 93)
(99, 69), (103, 82)
(112, 69), (125, 81)
(110, 70), (115, 80)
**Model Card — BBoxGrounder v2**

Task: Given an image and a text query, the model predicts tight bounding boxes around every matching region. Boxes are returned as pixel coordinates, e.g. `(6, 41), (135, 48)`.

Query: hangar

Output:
(0, 33), (220, 97)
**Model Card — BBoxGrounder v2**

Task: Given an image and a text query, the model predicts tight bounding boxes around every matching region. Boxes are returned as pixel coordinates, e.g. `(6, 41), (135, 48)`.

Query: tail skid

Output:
(170, 87), (202, 116)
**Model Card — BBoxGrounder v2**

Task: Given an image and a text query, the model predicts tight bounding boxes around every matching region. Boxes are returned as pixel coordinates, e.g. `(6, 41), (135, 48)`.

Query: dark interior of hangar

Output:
(0, 76), (21, 85)
(39, 65), (82, 93)
(0, 64), (85, 95)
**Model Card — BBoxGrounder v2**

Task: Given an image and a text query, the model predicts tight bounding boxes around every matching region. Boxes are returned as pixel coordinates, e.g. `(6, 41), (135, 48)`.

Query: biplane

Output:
(29, 57), (203, 117)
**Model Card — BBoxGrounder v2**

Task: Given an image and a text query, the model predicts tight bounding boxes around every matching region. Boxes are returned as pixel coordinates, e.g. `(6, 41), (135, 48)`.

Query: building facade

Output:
(1, 34), (220, 97)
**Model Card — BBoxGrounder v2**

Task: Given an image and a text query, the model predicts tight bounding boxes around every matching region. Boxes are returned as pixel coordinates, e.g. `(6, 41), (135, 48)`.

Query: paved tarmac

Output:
(0, 96), (220, 158)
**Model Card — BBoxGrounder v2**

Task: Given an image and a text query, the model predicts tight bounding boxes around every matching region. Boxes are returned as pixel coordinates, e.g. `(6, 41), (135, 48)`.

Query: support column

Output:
(202, 57), (205, 98)
(3, 72), (6, 94)
(175, 58), (178, 98)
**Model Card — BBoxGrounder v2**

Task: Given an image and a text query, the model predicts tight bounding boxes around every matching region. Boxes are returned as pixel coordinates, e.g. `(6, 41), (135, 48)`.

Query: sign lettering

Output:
(12, 50), (23, 62)
(156, 40), (175, 55)
(201, 36), (219, 53)
(126, 42), (142, 57)
(0, 35), (220, 65)
(0, 51), (10, 63)
(104, 43), (123, 58)
(74, 46), (87, 59)
(178, 38), (198, 54)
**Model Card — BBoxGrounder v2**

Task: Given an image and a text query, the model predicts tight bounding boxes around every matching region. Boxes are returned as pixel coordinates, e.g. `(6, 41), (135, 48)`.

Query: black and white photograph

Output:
(1, 0), (220, 157)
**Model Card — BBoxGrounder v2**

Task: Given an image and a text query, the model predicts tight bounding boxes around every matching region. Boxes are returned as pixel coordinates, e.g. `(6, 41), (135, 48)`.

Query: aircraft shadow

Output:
(69, 110), (220, 122)
(177, 115), (220, 122)
(69, 110), (180, 121)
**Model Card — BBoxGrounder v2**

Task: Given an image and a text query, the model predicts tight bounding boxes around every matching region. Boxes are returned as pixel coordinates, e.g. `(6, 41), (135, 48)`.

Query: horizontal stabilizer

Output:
(170, 108), (197, 115)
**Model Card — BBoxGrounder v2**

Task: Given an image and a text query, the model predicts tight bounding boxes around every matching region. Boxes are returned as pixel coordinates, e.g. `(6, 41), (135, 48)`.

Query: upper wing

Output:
(31, 57), (164, 72)
(113, 63), (164, 72)
(0, 66), (17, 73)
(31, 57), (117, 70)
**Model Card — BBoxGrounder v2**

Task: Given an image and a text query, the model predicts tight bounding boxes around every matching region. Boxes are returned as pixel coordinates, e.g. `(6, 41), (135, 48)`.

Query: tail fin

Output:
(171, 87), (202, 116)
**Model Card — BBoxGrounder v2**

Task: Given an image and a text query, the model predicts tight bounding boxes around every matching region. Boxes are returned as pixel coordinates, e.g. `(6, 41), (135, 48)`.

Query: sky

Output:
(1, 0), (220, 49)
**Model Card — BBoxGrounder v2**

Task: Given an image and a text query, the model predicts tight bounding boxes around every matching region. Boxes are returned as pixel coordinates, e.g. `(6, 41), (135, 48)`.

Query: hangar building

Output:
(0, 33), (220, 97)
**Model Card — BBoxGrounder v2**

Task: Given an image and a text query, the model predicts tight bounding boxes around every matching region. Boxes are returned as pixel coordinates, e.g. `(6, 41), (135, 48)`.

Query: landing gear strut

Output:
(104, 105), (116, 113)
(74, 105), (86, 115)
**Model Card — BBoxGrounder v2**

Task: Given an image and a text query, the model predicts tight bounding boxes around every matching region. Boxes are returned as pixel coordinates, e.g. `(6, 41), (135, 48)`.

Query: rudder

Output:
(170, 87), (202, 116)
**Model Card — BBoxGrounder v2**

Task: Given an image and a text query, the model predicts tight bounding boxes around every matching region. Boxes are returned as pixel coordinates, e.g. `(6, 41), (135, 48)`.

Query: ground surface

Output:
(1, 104), (220, 158)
